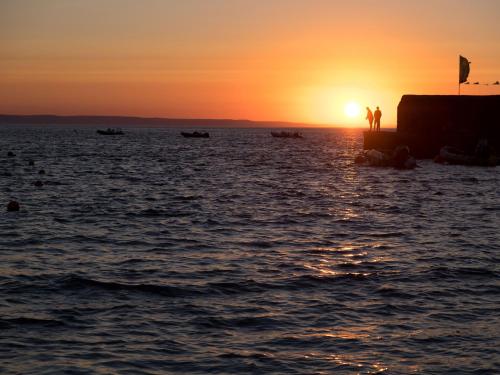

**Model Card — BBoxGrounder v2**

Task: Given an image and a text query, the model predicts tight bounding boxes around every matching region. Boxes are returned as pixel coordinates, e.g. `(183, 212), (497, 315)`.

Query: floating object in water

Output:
(437, 145), (498, 166)
(28, 159), (35, 166)
(33, 180), (44, 187)
(38, 169), (46, 175)
(181, 131), (209, 138)
(97, 128), (124, 135)
(271, 131), (303, 138)
(355, 145), (417, 169)
(439, 146), (474, 165)
(7, 201), (20, 211)
(7, 151), (15, 157)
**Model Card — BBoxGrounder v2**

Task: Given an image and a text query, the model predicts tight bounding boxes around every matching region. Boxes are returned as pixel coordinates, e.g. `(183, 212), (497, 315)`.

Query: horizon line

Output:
(0, 113), (396, 128)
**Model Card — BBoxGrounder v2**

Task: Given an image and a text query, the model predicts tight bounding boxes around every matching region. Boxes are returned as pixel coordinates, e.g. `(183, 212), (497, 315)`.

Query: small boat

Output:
(439, 146), (474, 165)
(97, 128), (124, 135)
(271, 131), (303, 138)
(181, 131), (209, 138)
(438, 146), (498, 166)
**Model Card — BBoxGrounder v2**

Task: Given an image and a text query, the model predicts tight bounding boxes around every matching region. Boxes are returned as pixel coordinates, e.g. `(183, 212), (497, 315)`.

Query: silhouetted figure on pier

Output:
(374, 107), (382, 131)
(366, 107), (374, 131)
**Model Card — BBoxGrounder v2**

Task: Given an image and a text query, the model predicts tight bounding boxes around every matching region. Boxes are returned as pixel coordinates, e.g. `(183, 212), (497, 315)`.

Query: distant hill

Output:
(0, 114), (313, 128)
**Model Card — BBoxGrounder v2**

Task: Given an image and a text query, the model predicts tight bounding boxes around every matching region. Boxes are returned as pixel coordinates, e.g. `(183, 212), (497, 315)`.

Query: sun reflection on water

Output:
(302, 352), (390, 374)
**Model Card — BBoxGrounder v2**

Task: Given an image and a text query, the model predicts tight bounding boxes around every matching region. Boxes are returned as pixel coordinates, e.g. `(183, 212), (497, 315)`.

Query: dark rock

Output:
(403, 156), (417, 169)
(365, 149), (388, 166)
(433, 154), (445, 164)
(389, 145), (417, 169)
(7, 201), (20, 211)
(354, 154), (366, 164)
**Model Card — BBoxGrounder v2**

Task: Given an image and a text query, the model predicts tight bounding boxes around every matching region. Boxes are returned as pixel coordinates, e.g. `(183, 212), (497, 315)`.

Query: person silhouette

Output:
(374, 106), (382, 131)
(366, 107), (374, 131)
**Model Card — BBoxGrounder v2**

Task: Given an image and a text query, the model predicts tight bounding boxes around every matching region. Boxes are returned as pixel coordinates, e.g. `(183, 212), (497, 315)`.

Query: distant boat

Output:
(181, 131), (209, 138)
(97, 128), (124, 135)
(271, 131), (303, 139)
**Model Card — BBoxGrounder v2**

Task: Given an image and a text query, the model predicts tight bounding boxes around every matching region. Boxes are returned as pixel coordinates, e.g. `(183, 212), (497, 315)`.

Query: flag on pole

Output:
(459, 55), (470, 84)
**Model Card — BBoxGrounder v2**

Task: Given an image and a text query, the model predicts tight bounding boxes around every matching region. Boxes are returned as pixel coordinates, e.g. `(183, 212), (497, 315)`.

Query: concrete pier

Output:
(363, 131), (399, 153)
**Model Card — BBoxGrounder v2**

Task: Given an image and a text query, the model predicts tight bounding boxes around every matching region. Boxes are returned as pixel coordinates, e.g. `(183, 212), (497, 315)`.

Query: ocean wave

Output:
(190, 315), (287, 330)
(286, 273), (373, 289)
(375, 286), (416, 299)
(0, 317), (66, 328)
(60, 275), (199, 297)
(425, 266), (498, 280)
(4, 272), (380, 299)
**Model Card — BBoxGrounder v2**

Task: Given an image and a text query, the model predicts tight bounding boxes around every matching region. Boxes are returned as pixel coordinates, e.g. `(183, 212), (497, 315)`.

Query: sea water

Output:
(1, 127), (499, 374)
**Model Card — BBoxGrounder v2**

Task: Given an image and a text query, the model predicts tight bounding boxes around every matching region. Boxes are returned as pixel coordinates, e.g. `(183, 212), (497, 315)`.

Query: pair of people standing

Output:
(366, 107), (382, 131)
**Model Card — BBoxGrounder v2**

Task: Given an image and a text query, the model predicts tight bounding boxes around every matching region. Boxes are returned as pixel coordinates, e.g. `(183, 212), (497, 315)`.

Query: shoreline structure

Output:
(364, 95), (500, 158)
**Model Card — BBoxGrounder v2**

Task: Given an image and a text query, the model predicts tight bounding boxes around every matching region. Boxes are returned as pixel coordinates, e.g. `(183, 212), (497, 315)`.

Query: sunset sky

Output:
(1, 0), (499, 126)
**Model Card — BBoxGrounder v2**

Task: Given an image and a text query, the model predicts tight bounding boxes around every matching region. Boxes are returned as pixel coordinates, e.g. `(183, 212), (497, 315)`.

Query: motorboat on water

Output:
(271, 131), (303, 139)
(181, 131), (210, 138)
(97, 128), (124, 135)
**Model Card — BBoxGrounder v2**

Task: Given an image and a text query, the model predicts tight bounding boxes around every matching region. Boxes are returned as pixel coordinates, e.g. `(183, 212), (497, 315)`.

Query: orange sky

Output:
(1, 0), (499, 126)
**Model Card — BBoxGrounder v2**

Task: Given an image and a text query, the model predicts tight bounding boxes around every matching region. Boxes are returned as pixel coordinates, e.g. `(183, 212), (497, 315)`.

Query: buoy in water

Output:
(28, 159), (35, 166)
(7, 201), (20, 211)
(7, 151), (15, 157)
(34, 180), (44, 187)
(38, 169), (46, 175)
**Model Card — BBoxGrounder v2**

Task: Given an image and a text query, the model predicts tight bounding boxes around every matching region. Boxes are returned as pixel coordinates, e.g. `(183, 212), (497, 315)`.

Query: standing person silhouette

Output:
(374, 106), (382, 131)
(366, 107), (374, 131)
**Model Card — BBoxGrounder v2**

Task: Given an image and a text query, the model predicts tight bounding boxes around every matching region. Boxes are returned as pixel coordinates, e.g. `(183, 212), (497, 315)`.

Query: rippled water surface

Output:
(1, 127), (499, 374)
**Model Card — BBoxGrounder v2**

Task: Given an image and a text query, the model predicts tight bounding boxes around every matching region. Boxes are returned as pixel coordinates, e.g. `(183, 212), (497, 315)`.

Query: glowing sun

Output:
(344, 101), (361, 118)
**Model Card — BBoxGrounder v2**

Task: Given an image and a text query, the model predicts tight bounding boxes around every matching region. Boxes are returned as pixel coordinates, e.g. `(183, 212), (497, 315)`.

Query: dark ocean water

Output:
(1, 126), (499, 374)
